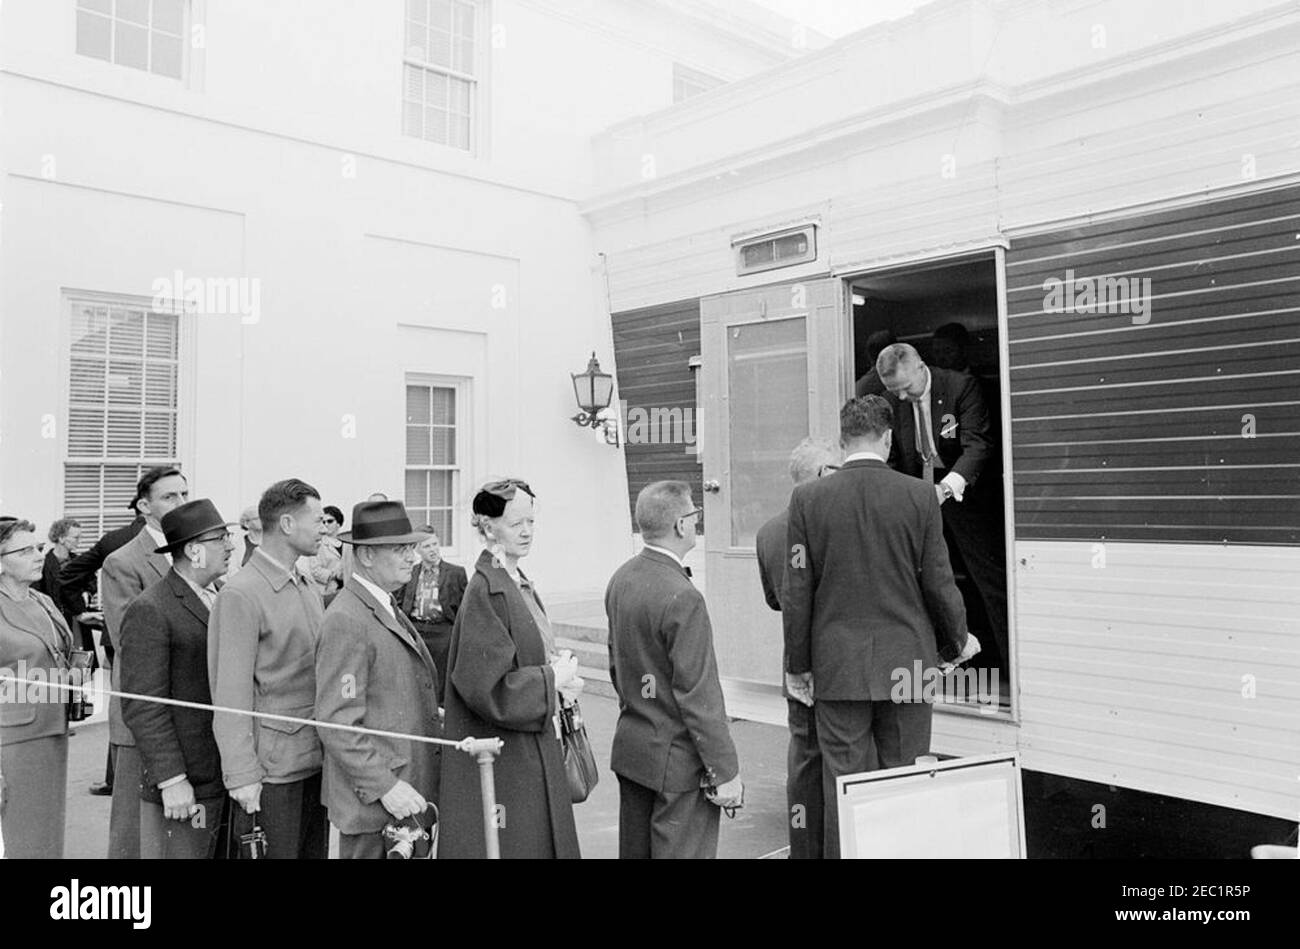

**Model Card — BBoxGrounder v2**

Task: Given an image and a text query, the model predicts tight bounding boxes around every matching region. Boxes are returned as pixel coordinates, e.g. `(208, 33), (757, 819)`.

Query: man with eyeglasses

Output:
(755, 437), (842, 859)
(119, 499), (236, 858)
(606, 480), (742, 859)
(315, 500), (442, 858)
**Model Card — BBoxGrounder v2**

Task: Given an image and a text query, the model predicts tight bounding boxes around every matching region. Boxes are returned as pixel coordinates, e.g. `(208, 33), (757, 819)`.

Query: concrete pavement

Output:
(61, 692), (793, 859)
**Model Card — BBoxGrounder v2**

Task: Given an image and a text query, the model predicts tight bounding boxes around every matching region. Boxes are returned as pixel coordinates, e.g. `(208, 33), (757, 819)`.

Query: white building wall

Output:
(0, 0), (799, 597)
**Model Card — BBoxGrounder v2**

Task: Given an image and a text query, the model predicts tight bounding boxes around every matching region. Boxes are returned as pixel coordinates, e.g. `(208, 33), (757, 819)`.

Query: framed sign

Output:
(837, 752), (1026, 859)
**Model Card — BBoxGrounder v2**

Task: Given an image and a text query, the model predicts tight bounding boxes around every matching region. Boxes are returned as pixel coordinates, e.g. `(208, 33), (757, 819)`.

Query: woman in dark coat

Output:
(438, 480), (584, 859)
(0, 518), (75, 858)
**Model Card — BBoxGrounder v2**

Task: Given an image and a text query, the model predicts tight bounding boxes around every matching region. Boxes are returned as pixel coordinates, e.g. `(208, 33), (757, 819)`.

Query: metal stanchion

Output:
(459, 737), (505, 859)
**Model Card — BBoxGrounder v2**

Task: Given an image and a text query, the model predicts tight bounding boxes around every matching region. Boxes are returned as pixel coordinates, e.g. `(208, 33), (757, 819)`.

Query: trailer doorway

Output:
(848, 253), (1013, 713)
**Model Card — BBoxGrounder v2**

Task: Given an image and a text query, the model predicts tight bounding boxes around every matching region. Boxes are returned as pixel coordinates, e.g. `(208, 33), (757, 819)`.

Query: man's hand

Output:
(229, 781), (262, 815)
(935, 484), (949, 505)
(940, 633), (982, 674)
(785, 671), (814, 707)
(707, 775), (744, 809)
(380, 780), (427, 821)
(161, 778), (198, 822)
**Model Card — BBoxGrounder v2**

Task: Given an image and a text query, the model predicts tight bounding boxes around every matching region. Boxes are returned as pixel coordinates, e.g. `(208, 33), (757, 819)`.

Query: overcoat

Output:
(438, 550), (579, 859)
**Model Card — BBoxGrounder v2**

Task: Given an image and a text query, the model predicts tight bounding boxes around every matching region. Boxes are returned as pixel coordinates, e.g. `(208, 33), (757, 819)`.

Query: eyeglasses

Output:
(322, 517), (336, 525)
(0, 545), (36, 557)
(818, 464), (841, 477)
(191, 531), (232, 545)
(679, 507), (704, 520)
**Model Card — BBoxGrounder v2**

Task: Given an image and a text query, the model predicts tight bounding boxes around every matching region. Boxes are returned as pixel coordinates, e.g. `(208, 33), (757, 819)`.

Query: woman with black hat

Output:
(438, 479), (584, 858)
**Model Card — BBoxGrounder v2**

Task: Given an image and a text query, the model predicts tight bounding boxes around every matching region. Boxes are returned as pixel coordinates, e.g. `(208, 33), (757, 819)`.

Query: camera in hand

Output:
(239, 824), (269, 859)
(382, 803), (438, 859)
(65, 649), (96, 722)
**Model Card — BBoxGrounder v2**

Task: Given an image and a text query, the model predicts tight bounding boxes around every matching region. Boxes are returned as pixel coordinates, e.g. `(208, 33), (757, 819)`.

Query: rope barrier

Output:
(0, 670), (505, 857)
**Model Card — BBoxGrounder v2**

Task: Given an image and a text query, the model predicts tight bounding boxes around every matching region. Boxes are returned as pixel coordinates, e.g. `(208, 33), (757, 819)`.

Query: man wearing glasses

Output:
(119, 499), (236, 858)
(605, 481), (742, 859)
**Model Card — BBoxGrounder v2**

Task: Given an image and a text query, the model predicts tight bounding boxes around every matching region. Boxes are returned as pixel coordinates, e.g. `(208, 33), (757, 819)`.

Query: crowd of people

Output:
(0, 340), (1002, 860)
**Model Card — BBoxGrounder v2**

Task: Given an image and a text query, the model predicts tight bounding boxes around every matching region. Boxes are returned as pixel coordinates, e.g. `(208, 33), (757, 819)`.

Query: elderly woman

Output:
(438, 479), (584, 858)
(0, 518), (76, 858)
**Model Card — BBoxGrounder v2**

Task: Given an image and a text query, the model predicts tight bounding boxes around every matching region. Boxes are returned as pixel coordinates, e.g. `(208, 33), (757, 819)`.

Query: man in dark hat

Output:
(396, 527), (467, 693)
(315, 501), (441, 858)
(209, 478), (329, 859)
(120, 499), (236, 858)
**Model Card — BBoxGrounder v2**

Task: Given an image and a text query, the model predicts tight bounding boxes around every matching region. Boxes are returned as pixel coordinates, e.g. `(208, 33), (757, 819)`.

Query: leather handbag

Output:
(559, 699), (599, 803)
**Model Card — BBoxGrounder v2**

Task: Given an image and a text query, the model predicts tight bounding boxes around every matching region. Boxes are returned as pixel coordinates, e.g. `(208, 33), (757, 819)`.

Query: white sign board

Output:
(837, 752), (1026, 859)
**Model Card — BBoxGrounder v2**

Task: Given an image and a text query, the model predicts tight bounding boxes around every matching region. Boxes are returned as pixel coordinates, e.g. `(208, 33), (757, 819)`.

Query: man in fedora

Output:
(209, 478), (329, 859)
(316, 500), (442, 858)
(120, 499), (236, 858)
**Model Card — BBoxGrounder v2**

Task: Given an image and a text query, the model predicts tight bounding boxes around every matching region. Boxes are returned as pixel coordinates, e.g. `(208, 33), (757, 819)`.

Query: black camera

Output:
(65, 649), (96, 722)
(239, 824), (269, 859)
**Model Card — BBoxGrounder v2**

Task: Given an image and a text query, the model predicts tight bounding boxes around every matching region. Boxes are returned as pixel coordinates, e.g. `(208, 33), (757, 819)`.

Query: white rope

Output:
(0, 672), (498, 754)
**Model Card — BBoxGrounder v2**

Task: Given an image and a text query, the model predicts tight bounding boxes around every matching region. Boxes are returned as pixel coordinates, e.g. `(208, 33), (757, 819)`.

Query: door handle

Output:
(702, 479), (721, 493)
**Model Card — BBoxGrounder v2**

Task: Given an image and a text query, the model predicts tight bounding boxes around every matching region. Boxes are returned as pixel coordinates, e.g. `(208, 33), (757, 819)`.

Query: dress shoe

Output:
(88, 781), (113, 796)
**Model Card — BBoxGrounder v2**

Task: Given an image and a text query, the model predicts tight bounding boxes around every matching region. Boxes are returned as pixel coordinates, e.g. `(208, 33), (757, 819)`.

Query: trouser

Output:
(816, 699), (933, 859)
(942, 495), (1009, 675)
(617, 775), (720, 859)
(786, 698), (824, 859)
(338, 830), (387, 859)
(108, 744), (142, 859)
(410, 617), (452, 697)
(140, 795), (226, 859)
(227, 773), (328, 859)
(104, 743), (115, 786)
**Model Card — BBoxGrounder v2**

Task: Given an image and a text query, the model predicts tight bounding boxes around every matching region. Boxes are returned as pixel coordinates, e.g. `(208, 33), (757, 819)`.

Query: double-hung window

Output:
(403, 0), (480, 151)
(76, 0), (187, 80)
(405, 379), (465, 547)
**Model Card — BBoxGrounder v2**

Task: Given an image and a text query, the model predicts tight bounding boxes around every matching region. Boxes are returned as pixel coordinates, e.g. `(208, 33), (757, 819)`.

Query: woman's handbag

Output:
(559, 699), (599, 804)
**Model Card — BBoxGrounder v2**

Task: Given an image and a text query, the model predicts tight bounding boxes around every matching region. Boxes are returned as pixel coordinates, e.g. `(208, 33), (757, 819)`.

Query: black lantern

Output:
(570, 352), (614, 428)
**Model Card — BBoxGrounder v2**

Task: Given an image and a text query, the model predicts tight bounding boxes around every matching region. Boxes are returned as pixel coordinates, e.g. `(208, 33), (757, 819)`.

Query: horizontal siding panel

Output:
(1011, 341), (1300, 389)
(1009, 373), (1300, 415)
(612, 300), (702, 523)
(1009, 311), (1300, 363)
(1012, 402), (1295, 437)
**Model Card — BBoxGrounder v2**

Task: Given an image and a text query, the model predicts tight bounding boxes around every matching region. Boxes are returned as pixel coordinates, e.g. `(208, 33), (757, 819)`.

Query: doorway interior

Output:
(847, 254), (1012, 713)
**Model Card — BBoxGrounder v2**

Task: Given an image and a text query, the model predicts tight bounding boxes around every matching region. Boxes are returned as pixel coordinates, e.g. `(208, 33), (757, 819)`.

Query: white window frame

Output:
(59, 289), (196, 538)
(673, 62), (725, 103)
(74, 0), (192, 82)
(401, 0), (488, 155)
(404, 374), (470, 559)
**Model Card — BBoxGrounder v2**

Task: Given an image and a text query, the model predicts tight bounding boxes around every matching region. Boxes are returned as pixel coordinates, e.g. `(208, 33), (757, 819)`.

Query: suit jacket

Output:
(208, 548), (324, 788)
(886, 366), (995, 489)
(102, 527), (170, 746)
(397, 561), (468, 629)
(56, 516), (144, 619)
(0, 588), (72, 744)
(438, 550), (580, 859)
(605, 548), (738, 793)
(782, 458), (968, 701)
(119, 569), (224, 804)
(755, 509), (789, 613)
(315, 581), (442, 835)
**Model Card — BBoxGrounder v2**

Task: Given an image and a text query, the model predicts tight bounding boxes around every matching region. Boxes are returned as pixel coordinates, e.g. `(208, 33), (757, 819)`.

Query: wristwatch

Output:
(939, 482), (955, 501)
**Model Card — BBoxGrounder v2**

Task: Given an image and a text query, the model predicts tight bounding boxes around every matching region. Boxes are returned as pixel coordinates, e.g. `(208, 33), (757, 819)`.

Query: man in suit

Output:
(877, 342), (1009, 679)
(58, 500), (145, 796)
(316, 501), (442, 859)
(755, 437), (841, 860)
(396, 528), (467, 693)
(606, 480), (742, 859)
(101, 466), (191, 859)
(209, 478), (328, 859)
(120, 499), (235, 858)
(783, 396), (972, 858)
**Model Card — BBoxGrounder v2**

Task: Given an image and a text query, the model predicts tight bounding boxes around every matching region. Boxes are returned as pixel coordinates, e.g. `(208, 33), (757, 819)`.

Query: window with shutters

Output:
(75, 0), (188, 80)
(64, 300), (181, 538)
(405, 377), (466, 548)
(402, 0), (481, 152)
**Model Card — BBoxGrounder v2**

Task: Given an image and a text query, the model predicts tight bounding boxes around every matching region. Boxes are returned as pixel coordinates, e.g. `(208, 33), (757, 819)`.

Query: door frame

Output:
(835, 244), (1020, 723)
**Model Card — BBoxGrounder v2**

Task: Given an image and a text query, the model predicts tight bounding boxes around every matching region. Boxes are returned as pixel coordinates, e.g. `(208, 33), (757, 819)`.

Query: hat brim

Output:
(154, 522), (240, 555)
(337, 530), (430, 546)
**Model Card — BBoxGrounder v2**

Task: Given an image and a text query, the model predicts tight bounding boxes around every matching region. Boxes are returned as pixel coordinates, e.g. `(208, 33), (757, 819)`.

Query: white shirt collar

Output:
(145, 523), (172, 564)
(178, 571), (217, 604)
(351, 572), (394, 618)
(642, 543), (688, 569)
(843, 450), (886, 464)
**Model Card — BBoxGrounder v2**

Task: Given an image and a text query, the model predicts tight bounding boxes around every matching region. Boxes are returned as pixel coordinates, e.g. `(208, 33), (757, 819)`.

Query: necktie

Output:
(914, 399), (939, 485)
